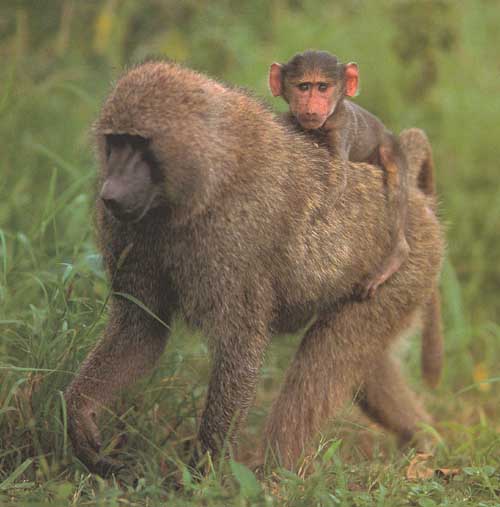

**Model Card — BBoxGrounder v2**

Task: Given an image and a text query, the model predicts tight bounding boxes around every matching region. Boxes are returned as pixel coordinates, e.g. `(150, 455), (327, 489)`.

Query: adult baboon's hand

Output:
(65, 393), (125, 477)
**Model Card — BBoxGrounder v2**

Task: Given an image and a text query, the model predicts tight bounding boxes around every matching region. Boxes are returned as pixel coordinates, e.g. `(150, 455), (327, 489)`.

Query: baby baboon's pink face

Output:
(287, 72), (340, 130)
(269, 60), (359, 130)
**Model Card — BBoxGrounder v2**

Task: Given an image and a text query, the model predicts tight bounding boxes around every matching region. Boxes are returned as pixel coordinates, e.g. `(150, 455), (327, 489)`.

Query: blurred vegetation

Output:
(0, 1), (499, 505)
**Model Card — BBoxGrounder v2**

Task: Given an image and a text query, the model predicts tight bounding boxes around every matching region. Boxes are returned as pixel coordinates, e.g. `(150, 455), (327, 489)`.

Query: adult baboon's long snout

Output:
(100, 135), (159, 221)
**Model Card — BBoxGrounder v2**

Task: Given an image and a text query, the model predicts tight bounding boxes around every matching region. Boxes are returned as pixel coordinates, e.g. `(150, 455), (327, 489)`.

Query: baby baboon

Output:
(269, 50), (409, 298)
(270, 51), (443, 388)
(64, 61), (444, 475)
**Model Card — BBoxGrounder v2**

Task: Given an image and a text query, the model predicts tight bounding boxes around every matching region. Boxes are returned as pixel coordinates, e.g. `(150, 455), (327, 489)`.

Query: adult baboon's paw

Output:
(65, 397), (125, 477)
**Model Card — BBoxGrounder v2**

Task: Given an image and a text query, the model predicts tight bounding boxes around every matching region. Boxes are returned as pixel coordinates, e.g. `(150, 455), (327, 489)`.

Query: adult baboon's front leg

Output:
(64, 298), (170, 476)
(195, 329), (269, 464)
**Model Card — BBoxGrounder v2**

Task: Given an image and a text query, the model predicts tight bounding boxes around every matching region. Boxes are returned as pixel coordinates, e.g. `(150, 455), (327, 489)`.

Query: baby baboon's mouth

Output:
(299, 115), (324, 130)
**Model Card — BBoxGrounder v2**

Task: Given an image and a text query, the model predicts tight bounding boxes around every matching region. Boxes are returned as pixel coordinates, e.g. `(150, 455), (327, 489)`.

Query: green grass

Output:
(0, 2), (499, 505)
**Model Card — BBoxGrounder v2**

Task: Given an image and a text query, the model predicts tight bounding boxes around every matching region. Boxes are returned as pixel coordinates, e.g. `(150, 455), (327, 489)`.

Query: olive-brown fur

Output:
(399, 127), (444, 388)
(64, 61), (444, 473)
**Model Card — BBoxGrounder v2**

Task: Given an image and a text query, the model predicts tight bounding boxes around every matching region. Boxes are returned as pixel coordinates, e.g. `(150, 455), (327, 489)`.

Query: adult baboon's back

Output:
(65, 61), (444, 474)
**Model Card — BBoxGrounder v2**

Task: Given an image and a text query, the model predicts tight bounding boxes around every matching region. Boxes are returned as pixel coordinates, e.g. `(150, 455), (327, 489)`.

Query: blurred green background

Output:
(0, 1), (499, 504)
(2, 0), (499, 319)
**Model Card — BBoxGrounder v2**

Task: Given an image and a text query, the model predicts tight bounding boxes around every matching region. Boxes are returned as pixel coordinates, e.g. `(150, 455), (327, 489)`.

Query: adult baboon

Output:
(64, 61), (444, 474)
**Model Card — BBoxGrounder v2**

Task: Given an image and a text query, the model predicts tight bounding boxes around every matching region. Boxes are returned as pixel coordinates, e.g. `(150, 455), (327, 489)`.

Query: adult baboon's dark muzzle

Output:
(100, 135), (158, 222)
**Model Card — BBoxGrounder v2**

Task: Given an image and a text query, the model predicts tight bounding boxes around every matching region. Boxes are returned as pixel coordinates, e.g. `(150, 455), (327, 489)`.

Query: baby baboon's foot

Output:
(360, 237), (410, 299)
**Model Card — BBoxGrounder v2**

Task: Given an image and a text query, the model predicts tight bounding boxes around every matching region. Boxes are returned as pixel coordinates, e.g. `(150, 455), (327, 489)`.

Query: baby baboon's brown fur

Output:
(270, 50), (411, 299)
(64, 61), (445, 474)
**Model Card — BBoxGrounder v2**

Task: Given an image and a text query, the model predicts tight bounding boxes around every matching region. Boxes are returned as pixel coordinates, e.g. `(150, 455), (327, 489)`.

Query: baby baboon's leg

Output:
(264, 298), (418, 469)
(361, 139), (410, 299)
(357, 349), (432, 447)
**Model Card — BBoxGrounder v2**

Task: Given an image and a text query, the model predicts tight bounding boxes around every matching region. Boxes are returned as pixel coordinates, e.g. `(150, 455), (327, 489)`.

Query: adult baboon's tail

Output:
(400, 128), (444, 388)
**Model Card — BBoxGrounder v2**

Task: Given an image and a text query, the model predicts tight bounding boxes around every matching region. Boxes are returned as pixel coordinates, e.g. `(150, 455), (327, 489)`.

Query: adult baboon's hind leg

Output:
(264, 297), (421, 469)
(357, 349), (432, 449)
